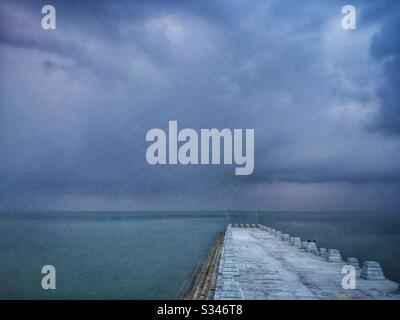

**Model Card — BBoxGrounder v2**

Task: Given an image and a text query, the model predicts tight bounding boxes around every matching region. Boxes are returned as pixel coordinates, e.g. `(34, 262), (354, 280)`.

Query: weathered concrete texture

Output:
(215, 228), (399, 300)
(214, 227), (244, 300)
(185, 232), (224, 300)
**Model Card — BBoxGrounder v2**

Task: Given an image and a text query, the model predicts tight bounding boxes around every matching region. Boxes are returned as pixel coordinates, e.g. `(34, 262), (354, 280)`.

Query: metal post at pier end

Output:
(257, 210), (260, 225)
(228, 209), (231, 224)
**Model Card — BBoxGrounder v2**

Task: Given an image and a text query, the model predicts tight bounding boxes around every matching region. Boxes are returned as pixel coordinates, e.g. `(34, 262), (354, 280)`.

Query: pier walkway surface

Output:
(214, 226), (399, 300)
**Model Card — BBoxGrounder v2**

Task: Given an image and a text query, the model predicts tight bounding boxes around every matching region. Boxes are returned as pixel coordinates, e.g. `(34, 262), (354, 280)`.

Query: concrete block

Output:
(347, 257), (361, 277)
(305, 242), (318, 254)
(292, 237), (302, 247)
(327, 249), (342, 262)
(282, 234), (290, 242)
(347, 257), (361, 271)
(319, 248), (327, 257)
(361, 261), (385, 280)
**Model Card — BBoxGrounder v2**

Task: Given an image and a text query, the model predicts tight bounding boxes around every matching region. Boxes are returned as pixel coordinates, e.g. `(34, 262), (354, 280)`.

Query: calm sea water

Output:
(0, 211), (227, 299)
(0, 211), (399, 299)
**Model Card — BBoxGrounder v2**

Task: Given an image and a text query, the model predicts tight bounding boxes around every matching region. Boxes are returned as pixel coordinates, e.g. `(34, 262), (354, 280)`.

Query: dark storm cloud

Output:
(369, 4), (400, 134)
(0, 0), (400, 211)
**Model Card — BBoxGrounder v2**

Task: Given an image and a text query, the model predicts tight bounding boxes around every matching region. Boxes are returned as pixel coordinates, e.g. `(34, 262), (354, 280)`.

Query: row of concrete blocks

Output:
(255, 224), (387, 280)
(232, 223), (259, 228)
(215, 225), (244, 300)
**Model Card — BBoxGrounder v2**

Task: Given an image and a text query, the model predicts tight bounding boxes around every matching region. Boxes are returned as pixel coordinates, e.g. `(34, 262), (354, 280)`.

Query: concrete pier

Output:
(214, 228), (244, 300)
(214, 226), (399, 300)
(185, 232), (224, 300)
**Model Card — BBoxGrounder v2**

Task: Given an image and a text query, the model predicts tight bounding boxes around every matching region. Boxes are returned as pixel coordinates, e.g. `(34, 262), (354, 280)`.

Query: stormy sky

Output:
(0, 0), (399, 212)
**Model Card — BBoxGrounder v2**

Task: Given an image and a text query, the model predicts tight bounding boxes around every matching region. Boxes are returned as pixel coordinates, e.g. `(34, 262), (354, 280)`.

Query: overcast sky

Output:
(0, 0), (399, 212)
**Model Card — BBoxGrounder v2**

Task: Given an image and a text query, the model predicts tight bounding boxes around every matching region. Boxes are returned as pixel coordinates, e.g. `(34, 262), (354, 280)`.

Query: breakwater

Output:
(197, 224), (400, 300)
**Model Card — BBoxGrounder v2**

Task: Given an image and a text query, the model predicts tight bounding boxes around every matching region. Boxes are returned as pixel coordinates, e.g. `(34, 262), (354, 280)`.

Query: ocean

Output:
(0, 211), (399, 299)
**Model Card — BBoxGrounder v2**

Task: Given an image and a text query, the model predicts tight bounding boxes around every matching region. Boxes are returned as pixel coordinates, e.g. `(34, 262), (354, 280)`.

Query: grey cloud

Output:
(369, 15), (400, 134)
(1, 0), (400, 211)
